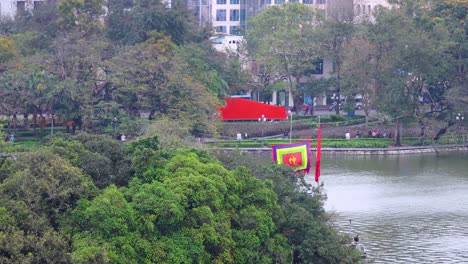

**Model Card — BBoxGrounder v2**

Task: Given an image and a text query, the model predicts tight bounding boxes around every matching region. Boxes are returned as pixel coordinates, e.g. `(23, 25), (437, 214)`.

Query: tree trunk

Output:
(33, 111), (37, 136)
(433, 121), (454, 141)
(283, 55), (294, 110)
(394, 117), (401, 146)
(148, 109), (156, 120)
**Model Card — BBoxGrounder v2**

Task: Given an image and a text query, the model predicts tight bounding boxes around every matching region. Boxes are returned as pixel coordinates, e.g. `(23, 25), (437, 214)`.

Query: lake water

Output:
(305, 152), (468, 263)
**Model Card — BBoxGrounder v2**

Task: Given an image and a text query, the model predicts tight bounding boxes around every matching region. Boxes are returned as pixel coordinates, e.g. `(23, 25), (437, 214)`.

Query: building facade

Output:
(209, 0), (390, 108)
(0, 0), (47, 18)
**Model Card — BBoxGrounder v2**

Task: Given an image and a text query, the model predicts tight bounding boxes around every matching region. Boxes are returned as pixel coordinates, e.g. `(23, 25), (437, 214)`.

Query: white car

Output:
(355, 101), (363, 110)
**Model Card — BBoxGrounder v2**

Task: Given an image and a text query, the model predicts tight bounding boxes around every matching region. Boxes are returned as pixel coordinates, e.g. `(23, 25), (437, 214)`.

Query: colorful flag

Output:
(315, 124), (322, 182)
(271, 141), (311, 173)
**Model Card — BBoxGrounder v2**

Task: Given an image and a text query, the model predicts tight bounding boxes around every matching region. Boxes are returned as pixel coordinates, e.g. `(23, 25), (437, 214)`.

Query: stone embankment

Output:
(219, 144), (468, 155)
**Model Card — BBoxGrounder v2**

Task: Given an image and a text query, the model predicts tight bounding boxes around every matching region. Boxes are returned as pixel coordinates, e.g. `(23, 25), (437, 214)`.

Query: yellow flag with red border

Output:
(271, 141), (311, 173)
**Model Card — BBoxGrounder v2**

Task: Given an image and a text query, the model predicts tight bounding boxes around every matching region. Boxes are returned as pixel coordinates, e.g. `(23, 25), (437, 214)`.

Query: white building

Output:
(211, 0), (241, 35)
(0, 0), (47, 18)
(210, 34), (244, 52)
(209, 0), (389, 35)
(353, 0), (390, 22)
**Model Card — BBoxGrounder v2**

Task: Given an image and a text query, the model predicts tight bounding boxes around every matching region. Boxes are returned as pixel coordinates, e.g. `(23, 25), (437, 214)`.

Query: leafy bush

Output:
(329, 115), (346, 122)
(213, 150), (362, 263)
(70, 148), (291, 263)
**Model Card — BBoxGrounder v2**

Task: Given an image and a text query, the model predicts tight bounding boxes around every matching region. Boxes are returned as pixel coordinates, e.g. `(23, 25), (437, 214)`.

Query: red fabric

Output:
(315, 124), (322, 183)
(281, 152), (304, 168)
(219, 98), (288, 121)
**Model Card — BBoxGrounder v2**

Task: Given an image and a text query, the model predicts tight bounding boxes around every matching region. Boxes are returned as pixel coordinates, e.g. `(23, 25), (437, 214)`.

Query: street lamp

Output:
(456, 113), (465, 143)
(111, 117), (119, 138)
(258, 114), (266, 146)
(50, 114), (55, 136)
(288, 110), (293, 143)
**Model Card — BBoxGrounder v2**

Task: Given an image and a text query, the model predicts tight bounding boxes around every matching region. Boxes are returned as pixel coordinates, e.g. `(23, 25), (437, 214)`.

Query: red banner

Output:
(315, 124), (322, 183)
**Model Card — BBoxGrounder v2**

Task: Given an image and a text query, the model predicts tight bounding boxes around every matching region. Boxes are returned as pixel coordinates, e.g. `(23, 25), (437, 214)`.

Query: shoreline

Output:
(216, 144), (468, 155)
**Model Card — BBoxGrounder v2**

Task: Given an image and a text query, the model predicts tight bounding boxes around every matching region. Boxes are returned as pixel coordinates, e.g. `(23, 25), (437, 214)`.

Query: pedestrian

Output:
(356, 131), (360, 139)
(345, 131), (351, 140)
(9, 134), (14, 142)
(121, 134), (126, 142)
(383, 130), (388, 138)
(368, 130), (372, 138)
(372, 130), (377, 138)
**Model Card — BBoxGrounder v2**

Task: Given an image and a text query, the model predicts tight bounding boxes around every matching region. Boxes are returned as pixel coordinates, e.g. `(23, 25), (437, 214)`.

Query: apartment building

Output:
(211, 0), (241, 35)
(0, 0), (47, 17)
(353, 0), (390, 22)
(208, 0), (389, 35)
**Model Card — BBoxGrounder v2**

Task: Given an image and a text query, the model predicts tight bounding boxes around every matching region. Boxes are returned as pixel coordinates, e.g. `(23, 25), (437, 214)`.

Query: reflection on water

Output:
(305, 152), (468, 263)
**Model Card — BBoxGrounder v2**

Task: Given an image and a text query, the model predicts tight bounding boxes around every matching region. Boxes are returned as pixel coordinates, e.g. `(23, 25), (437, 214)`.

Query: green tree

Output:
(57, 0), (105, 33)
(1, 150), (97, 228)
(358, 3), (454, 144)
(49, 134), (133, 188)
(71, 146), (291, 263)
(0, 203), (71, 263)
(341, 36), (378, 125)
(110, 33), (222, 137)
(106, 0), (207, 45)
(321, 8), (356, 115)
(0, 37), (17, 65)
(175, 44), (229, 98)
(429, 0), (467, 113)
(247, 3), (325, 108)
(214, 150), (362, 263)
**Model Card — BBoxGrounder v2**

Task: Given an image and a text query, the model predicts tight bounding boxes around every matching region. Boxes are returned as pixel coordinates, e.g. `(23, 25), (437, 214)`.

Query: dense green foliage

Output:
(0, 0), (233, 139)
(0, 135), (360, 263)
(1, 1), (463, 262)
(214, 150), (360, 263)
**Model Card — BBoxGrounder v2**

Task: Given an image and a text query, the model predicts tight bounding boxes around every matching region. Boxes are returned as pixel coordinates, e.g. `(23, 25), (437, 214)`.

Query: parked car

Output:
(355, 101), (363, 110)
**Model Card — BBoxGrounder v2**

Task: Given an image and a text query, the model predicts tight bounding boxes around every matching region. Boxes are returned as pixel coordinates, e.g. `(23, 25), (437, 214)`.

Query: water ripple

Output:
(309, 153), (468, 263)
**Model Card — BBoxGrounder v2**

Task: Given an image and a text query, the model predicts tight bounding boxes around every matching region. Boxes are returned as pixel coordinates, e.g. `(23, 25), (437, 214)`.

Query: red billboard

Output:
(219, 98), (288, 121)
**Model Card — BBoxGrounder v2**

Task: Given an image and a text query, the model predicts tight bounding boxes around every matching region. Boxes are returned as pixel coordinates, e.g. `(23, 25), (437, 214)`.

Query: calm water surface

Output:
(305, 152), (468, 263)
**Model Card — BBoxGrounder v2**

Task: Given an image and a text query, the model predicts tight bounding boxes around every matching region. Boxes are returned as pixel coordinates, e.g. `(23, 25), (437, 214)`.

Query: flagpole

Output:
(315, 116), (321, 184)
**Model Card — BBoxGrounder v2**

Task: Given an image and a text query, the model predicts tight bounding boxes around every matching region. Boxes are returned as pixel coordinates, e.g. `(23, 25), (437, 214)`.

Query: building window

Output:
(211, 37), (223, 44)
(303, 0), (313, 4)
(34, 1), (44, 9)
(230, 0), (239, 4)
(289, 0), (299, 2)
(304, 59), (324, 75)
(316, 0), (325, 4)
(217, 0), (226, 4)
(368, 5), (371, 14)
(230, 9), (240, 21)
(216, 10), (227, 21)
(17, 1), (26, 14)
(260, 0), (271, 4)
(274, 0), (284, 4)
(230, 26), (240, 35)
(356, 4), (360, 15)
(216, 26), (227, 33)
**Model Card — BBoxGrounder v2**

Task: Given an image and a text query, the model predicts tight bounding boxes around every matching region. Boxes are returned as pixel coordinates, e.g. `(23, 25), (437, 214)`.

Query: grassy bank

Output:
(207, 136), (465, 148)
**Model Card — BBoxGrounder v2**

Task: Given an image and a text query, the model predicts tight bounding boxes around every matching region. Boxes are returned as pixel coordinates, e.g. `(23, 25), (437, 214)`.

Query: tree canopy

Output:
(0, 135), (361, 263)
